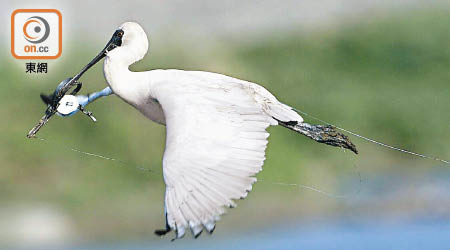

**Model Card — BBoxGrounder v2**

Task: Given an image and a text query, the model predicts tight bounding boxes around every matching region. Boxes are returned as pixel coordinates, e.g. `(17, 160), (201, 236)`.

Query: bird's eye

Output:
(118, 31), (124, 37)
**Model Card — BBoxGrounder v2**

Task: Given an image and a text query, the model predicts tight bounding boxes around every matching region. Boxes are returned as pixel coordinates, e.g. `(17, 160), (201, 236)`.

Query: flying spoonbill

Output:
(39, 22), (357, 239)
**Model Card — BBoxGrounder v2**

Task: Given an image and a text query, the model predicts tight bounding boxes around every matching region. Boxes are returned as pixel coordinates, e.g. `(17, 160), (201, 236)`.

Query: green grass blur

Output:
(1, 9), (449, 241)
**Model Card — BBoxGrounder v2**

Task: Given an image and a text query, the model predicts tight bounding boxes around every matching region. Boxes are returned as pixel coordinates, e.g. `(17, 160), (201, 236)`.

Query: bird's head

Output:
(37, 22), (149, 115)
(105, 22), (149, 64)
(66, 22), (148, 77)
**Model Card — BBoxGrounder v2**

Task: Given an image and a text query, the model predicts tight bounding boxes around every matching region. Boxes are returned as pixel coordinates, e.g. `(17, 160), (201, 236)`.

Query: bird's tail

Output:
(278, 120), (358, 154)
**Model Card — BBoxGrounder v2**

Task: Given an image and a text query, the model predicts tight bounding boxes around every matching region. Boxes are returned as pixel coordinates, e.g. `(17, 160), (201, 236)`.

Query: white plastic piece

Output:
(57, 95), (79, 115)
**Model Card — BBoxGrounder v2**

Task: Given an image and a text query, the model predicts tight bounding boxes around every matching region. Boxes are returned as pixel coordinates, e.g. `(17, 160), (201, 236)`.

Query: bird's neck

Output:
(103, 55), (148, 106)
(104, 54), (129, 88)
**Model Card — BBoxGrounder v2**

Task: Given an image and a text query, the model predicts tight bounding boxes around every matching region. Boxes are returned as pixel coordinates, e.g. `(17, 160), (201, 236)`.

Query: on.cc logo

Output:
(11, 9), (62, 59)
(23, 16), (50, 44)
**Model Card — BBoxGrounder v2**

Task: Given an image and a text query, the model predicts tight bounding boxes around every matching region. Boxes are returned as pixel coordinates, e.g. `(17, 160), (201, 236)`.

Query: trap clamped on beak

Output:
(26, 29), (123, 138)
(40, 78), (98, 120)
(26, 78), (97, 138)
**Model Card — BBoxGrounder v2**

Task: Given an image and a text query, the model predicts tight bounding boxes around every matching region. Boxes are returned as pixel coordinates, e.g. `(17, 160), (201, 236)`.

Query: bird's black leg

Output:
(154, 213), (171, 236)
(278, 120), (358, 154)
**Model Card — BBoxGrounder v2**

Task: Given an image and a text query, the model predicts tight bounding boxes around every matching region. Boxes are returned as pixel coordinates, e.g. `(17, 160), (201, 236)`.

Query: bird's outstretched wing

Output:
(155, 71), (302, 239)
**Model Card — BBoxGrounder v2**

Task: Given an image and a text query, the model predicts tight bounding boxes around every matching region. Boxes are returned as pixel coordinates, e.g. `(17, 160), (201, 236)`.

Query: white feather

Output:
(102, 22), (304, 238)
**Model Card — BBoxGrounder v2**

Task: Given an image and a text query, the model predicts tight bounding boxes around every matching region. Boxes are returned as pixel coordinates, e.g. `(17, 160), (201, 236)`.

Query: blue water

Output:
(36, 220), (449, 250)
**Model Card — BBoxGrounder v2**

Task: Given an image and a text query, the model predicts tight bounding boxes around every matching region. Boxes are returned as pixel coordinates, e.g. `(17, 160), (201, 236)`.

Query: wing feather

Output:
(154, 70), (302, 238)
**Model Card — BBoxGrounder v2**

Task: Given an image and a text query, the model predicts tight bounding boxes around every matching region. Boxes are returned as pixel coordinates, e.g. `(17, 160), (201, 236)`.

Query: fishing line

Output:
(260, 155), (363, 199)
(30, 135), (359, 199)
(34, 103), (441, 199)
(34, 104), (436, 200)
(292, 107), (450, 165)
(31, 136), (153, 172)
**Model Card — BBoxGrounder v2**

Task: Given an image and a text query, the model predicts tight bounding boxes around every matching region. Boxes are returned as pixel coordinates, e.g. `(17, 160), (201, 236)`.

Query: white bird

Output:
(43, 22), (357, 239)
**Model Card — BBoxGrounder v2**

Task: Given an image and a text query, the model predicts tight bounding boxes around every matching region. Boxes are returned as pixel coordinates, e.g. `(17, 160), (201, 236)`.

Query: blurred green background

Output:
(1, 2), (449, 249)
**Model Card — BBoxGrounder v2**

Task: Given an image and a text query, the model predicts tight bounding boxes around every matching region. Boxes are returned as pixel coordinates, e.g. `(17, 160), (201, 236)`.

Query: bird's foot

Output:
(307, 124), (358, 154)
(154, 227), (171, 237)
(279, 121), (358, 154)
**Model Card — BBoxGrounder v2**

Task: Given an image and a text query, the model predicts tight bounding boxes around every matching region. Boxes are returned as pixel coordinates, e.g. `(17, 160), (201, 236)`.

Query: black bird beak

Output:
(39, 29), (124, 108)
(68, 29), (123, 87)
(28, 29), (124, 138)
